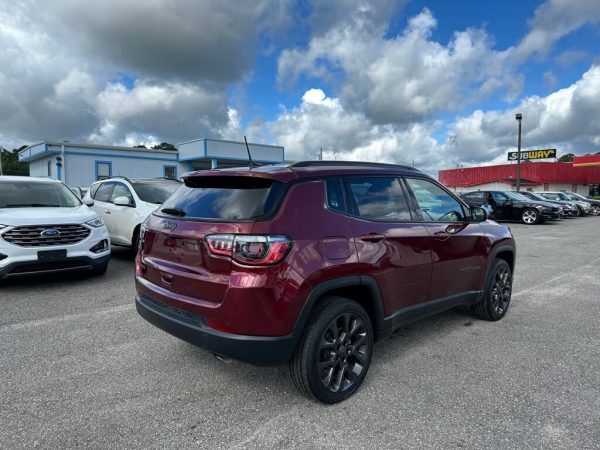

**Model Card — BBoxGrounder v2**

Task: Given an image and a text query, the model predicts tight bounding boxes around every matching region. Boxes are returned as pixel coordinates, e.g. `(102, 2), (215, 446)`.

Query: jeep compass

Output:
(135, 162), (516, 403)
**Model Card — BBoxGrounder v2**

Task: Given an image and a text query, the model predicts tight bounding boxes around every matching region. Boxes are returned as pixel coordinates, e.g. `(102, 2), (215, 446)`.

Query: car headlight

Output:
(0, 224), (6, 229)
(535, 205), (544, 210)
(86, 217), (104, 228)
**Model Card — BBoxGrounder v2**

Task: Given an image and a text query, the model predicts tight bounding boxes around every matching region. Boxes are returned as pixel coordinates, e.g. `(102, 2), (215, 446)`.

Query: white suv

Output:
(0, 176), (110, 278)
(84, 177), (181, 251)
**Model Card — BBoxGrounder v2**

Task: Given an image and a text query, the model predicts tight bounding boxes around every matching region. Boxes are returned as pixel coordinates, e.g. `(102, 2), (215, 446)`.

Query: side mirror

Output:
(83, 197), (94, 207)
(471, 206), (488, 222)
(113, 196), (133, 207)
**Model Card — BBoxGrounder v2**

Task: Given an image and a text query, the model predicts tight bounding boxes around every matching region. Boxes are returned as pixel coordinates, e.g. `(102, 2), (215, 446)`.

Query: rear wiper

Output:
(161, 207), (186, 217)
(6, 203), (60, 207)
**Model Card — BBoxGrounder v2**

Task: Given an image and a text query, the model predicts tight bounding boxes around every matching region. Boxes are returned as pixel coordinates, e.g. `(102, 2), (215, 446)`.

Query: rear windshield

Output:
(0, 181), (81, 208)
(158, 176), (282, 221)
(131, 180), (182, 204)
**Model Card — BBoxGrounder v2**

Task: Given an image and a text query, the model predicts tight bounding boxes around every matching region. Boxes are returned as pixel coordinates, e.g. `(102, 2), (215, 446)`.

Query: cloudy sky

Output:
(1, 0), (600, 174)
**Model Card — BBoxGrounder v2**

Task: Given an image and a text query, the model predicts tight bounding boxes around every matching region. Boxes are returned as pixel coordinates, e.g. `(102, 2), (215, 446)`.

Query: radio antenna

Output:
(244, 136), (254, 170)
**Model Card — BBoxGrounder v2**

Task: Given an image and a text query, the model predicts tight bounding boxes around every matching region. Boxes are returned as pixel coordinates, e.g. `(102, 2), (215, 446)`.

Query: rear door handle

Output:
(360, 233), (385, 242)
(105, 210), (111, 214)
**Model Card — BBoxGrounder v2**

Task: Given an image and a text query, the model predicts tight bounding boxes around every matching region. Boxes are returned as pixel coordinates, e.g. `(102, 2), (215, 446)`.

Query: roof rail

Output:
(289, 160), (418, 170)
(105, 175), (133, 183)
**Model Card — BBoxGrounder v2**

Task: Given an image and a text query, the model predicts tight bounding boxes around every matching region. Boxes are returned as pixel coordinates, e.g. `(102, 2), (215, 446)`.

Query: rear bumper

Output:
(135, 294), (297, 366)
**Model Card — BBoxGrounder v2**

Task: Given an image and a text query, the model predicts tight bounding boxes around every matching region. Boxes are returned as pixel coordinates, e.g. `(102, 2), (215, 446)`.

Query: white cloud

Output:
(90, 80), (228, 144)
(270, 64), (600, 174)
(278, 7), (516, 124)
(268, 88), (446, 173)
(445, 64), (600, 167)
(0, 0), (291, 148)
(509, 0), (600, 62)
(278, 1), (600, 126)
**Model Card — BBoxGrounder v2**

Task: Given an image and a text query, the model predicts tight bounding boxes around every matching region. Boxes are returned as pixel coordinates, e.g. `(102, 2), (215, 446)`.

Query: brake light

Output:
(205, 234), (292, 265)
(206, 234), (235, 256)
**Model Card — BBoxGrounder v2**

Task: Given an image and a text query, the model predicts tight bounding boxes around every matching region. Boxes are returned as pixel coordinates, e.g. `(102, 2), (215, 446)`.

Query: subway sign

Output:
(508, 149), (556, 161)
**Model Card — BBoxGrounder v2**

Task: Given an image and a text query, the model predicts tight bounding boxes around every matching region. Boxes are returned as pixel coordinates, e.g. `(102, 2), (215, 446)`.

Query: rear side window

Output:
(159, 176), (283, 221)
(490, 192), (508, 203)
(462, 192), (484, 202)
(131, 181), (181, 204)
(326, 179), (346, 213)
(94, 182), (114, 202)
(345, 177), (412, 221)
(89, 183), (101, 198)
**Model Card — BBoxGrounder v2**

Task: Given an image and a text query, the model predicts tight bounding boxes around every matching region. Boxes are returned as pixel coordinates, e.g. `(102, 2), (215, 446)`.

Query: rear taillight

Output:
(206, 234), (235, 256)
(205, 234), (292, 265)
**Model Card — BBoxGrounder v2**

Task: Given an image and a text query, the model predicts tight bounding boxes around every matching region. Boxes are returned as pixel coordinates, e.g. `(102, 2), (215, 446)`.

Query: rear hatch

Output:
(139, 175), (285, 305)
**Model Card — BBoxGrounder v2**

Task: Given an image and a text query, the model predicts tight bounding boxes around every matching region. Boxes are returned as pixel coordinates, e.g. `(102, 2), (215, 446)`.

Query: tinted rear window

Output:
(158, 176), (283, 221)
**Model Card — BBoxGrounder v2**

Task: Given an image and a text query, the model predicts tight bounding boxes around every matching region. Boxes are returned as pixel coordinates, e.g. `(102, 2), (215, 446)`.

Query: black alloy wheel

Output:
(318, 313), (369, 393)
(290, 297), (373, 404)
(473, 259), (513, 321)
(489, 265), (512, 316)
(572, 207), (582, 217)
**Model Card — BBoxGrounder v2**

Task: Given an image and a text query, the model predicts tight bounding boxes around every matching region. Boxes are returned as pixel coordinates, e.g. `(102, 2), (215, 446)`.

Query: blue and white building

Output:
(19, 138), (285, 187)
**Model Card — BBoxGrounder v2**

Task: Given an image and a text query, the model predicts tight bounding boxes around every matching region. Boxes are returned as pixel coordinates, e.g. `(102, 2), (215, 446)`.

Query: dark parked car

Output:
(515, 191), (579, 217)
(539, 192), (592, 216)
(461, 190), (560, 224)
(564, 192), (600, 216)
(135, 162), (516, 403)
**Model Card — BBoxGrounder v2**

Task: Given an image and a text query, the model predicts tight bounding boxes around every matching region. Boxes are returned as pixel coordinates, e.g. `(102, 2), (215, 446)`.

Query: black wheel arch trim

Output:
(484, 243), (516, 284)
(291, 275), (385, 343)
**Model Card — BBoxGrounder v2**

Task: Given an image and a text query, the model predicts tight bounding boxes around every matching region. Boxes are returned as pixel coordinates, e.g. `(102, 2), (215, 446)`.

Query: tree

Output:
(133, 144), (147, 148)
(151, 142), (177, 151)
(0, 145), (29, 176)
(558, 153), (574, 162)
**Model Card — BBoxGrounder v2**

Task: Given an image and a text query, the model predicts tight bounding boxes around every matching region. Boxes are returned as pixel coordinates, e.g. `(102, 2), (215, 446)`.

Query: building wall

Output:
(61, 153), (185, 187)
(29, 157), (53, 178)
(22, 144), (182, 187)
(178, 138), (284, 163)
(447, 182), (590, 194)
(20, 139), (284, 188)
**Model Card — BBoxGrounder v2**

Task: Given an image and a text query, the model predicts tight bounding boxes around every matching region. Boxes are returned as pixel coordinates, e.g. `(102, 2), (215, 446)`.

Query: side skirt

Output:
(377, 290), (483, 340)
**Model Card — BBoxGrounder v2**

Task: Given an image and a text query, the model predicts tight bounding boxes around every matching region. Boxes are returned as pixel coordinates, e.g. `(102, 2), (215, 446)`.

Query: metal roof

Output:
(439, 162), (600, 187)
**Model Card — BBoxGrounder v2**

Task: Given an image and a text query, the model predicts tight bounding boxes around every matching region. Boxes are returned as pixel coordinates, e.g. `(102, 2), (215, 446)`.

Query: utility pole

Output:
(319, 147), (323, 160)
(515, 113), (523, 191)
(0, 146), (4, 176)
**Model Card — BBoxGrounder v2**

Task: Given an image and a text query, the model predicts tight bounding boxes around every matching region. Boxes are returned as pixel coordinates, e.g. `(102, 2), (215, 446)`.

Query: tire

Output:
(521, 208), (539, 225)
(91, 262), (108, 276)
(131, 228), (140, 256)
(472, 259), (512, 321)
(572, 207), (581, 217)
(590, 205), (600, 216)
(289, 297), (374, 404)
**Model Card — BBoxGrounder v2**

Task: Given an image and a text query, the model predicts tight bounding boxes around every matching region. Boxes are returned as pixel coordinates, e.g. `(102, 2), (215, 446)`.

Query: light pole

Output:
(515, 113), (522, 191)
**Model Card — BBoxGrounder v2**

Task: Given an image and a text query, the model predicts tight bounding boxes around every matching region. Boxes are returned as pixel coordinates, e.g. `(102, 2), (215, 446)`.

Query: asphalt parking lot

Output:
(1, 217), (599, 449)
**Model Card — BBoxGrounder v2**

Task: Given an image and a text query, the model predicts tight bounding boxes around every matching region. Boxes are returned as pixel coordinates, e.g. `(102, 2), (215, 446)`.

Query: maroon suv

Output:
(135, 161), (516, 403)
